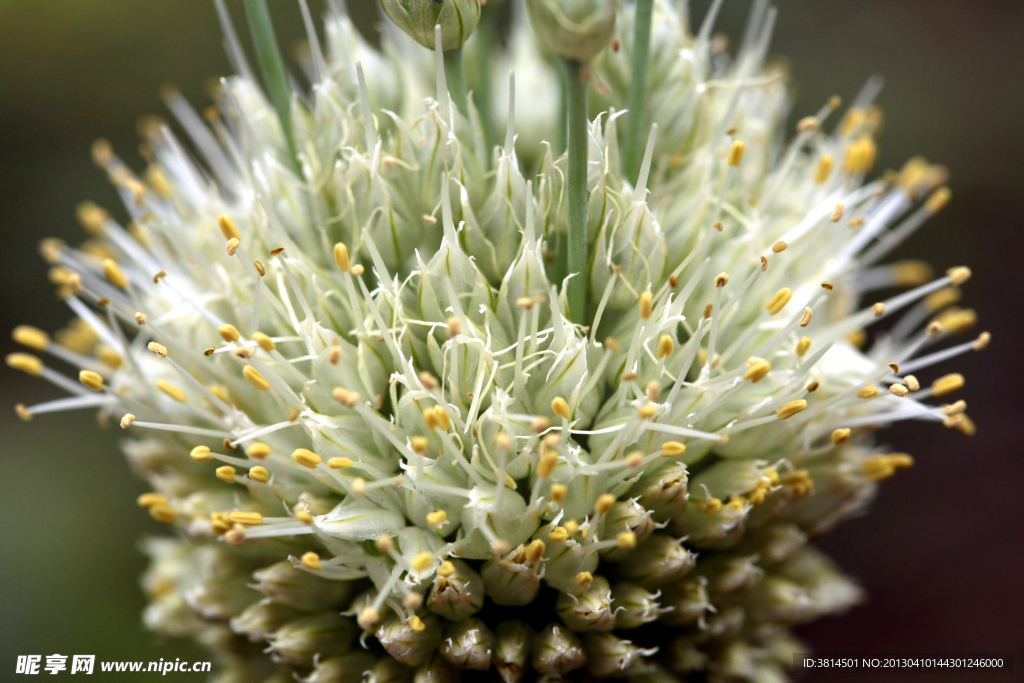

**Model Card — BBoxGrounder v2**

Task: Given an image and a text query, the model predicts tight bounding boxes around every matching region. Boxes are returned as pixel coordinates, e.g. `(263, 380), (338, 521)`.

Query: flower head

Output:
(10, 0), (984, 680)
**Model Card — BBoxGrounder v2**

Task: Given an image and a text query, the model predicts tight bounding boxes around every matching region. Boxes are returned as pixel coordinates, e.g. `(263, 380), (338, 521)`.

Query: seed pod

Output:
(379, 0), (481, 52)
(525, 0), (620, 63)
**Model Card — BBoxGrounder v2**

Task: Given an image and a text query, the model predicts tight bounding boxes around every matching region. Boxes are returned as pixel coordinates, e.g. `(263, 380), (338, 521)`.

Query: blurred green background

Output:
(1, 1), (1021, 681)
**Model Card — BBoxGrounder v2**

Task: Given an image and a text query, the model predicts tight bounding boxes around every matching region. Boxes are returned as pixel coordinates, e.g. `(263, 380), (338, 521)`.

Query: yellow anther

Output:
(295, 509), (314, 524)
(218, 324), (240, 343)
(229, 511), (263, 525)
(218, 214), (240, 240)
(661, 441), (686, 457)
(549, 483), (568, 503)
(537, 452), (559, 478)
(251, 332), (275, 352)
(446, 316), (460, 337)
(147, 341), (168, 357)
(638, 290), (653, 319)
(156, 380), (186, 402)
(638, 404), (657, 419)
(575, 571), (594, 588)
(842, 134), (877, 175)
(784, 470), (813, 497)
(12, 325), (49, 351)
(137, 493), (168, 509)
(831, 428), (851, 445)
(771, 240), (788, 253)
(604, 337), (621, 352)
(796, 116), (818, 132)
(714, 272), (730, 287)
(418, 371), (439, 390)
(246, 442), (270, 459)
(102, 259), (128, 288)
(97, 346), (123, 369)
(856, 386), (880, 399)
(973, 332), (991, 351)
(301, 551), (322, 570)
(918, 184), (952, 215)
(563, 519), (579, 536)
(548, 526), (569, 542)
(410, 436), (429, 454)
(426, 510), (447, 525)
(799, 307), (813, 328)
(225, 238), (239, 256)
(890, 260), (934, 287)
(657, 335), (675, 359)
(332, 387), (361, 408)
(249, 466), (269, 484)
(15, 404), (31, 421)
(814, 154), (833, 182)
(149, 506), (179, 524)
(890, 383), (909, 397)
(526, 539), (546, 562)
(410, 552), (433, 572)
(795, 336), (812, 357)
(933, 307), (977, 335)
(190, 445), (212, 461)
(436, 560), (456, 578)
(872, 302), (886, 317)
(291, 448), (321, 468)
(862, 455), (896, 482)
(956, 414), (976, 436)
(726, 140), (745, 166)
(358, 607), (380, 630)
(253, 260), (266, 276)
(776, 399), (808, 420)
(766, 287), (792, 315)
(328, 457), (354, 470)
(328, 339), (342, 365)
(696, 498), (722, 514)
(625, 451), (645, 468)
(728, 495), (748, 510)
(79, 369), (104, 391)
(765, 469), (780, 486)
(376, 535), (395, 553)
(594, 494), (616, 515)
(932, 373), (964, 397)
(215, 466), (237, 483)
(551, 396), (571, 420)
(333, 242), (350, 271)
(889, 453), (914, 470)
(134, 312), (147, 325)
(408, 615), (425, 632)
(947, 266), (971, 286)
(243, 366), (271, 391)
(7, 353), (43, 376)
(742, 357), (771, 383)
(617, 531), (637, 549)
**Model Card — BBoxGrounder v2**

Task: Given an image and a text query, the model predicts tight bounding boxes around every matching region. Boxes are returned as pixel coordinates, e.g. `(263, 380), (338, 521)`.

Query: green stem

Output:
(474, 11), (496, 147)
(624, 0), (654, 182)
(564, 59), (589, 325)
(243, 0), (297, 168)
(443, 48), (470, 119)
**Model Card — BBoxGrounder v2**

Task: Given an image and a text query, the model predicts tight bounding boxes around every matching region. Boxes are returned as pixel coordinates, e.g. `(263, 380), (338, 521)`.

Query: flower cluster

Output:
(8, 0), (985, 681)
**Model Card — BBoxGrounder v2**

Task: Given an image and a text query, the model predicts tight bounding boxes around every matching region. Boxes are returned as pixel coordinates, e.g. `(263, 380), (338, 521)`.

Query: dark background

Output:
(0, 1), (1021, 680)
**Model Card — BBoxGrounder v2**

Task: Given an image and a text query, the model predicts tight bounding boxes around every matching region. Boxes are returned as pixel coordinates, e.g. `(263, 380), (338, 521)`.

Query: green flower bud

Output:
(700, 605), (746, 643)
(745, 576), (816, 624)
(440, 618), (496, 670)
(618, 534), (695, 588)
(556, 575), (616, 631)
(635, 461), (689, 520)
(778, 547), (864, 616)
(700, 555), (764, 600)
(525, 0), (620, 63)
(666, 635), (708, 674)
(231, 599), (300, 641)
(428, 559), (485, 620)
(253, 561), (353, 611)
(268, 612), (356, 667)
(304, 652), (377, 683)
(364, 657), (413, 683)
(672, 498), (749, 548)
(738, 523), (807, 565)
(379, 0), (481, 52)
(659, 577), (711, 627)
(494, 621), (532, 683)
(582, 632), (657, 678)
(377, 613), (444, 666)
(481, 544), (542, 606)
(531, 624), (586, 676)
(599, 499), (657, 560)
(412, 652), (460, 683)
(610, 582), (665, 629)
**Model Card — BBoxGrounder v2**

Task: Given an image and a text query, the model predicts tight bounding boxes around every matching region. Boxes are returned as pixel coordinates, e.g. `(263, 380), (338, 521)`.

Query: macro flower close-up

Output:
(1, 1), (1022, 681)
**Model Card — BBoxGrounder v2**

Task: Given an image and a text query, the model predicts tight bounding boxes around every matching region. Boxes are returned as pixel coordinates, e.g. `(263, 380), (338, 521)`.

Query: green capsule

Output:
(379, 0), (481, 52)
(525, 0), (620, 63)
